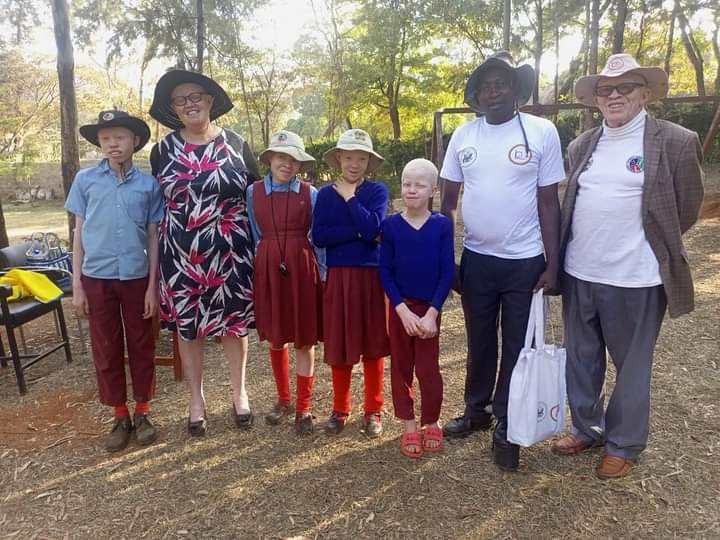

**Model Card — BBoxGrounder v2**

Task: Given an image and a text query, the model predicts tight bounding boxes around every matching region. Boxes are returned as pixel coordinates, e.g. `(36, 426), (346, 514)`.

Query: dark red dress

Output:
(252, 181), (323, 348)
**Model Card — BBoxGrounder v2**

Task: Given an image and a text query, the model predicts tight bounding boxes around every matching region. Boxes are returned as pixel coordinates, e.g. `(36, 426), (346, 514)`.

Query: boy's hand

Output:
(72, 285), (90, 319)
(395, 303), (422, 337)
(418, 308), (439, 339)
(143, 286), (158, 319)
(452, 263), (462, 294)
(333, 179), (357, 201)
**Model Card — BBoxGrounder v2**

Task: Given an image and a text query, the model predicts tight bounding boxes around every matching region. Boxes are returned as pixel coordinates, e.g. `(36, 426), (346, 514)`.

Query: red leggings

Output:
(82, 275), (155, 406)
(388, 299), (443, 425)
(331, 357), (384, 415)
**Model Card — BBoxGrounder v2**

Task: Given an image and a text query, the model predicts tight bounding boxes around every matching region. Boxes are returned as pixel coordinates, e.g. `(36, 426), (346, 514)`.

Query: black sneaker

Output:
(492, 417), (519, 471)
(106, 417), (133, 452)
(324, 411), (348, 435)
(133, 413), (157, 446)
(443, 412), (493, 439)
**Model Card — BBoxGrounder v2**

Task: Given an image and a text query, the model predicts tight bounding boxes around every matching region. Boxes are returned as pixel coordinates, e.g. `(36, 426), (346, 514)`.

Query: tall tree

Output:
(713, 8), (720, 94)
(51, 0), (80, 239)
(664, 4), (676, 76)
(612, 0), (629, 53)
(0, 0), (39, 46)
(675, 0), (705, 96)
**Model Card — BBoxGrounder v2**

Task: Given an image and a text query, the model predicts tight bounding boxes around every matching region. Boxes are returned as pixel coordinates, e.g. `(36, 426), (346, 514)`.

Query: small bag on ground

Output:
(507, 289), (567, 447)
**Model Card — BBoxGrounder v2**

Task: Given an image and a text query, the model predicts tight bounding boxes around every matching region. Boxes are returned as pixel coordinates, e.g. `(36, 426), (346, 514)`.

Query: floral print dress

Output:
(154, 130), (255, 340)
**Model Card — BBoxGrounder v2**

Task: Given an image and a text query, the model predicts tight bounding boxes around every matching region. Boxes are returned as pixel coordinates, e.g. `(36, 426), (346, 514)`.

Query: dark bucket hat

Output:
(464, 51), (535, 113)
(79, 110), (151, 152)
(149, 69), (234, 130)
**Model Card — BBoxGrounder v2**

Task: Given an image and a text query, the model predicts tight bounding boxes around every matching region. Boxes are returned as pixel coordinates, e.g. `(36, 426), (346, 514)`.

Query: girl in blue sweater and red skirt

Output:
(312, 129), (390, 437)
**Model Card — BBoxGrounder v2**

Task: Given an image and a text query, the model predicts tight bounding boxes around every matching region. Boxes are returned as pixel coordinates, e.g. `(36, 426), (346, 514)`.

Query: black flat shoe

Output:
(188, 410), (207, 437)
(443, 412), (493, 439)
(295, 412), (314, 435)
(233, 403), (254, 430)
(324, 411), (348, 435)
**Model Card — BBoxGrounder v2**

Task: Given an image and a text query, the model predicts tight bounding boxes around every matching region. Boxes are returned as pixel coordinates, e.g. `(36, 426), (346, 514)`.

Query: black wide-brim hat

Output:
(464, 51), (535, 114)
(149, 69), (234, 130)
(79, 110), (151, 152)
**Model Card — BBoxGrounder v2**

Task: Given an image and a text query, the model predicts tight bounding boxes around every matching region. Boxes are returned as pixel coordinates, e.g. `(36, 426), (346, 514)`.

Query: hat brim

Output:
(259, 147), (317, 173)
(79, 117), (151, 152)
(464, 59), (535, 113)
(149, 70), (234, 130)
(575, 67), (669, 106)
(322, 144), (385, 174)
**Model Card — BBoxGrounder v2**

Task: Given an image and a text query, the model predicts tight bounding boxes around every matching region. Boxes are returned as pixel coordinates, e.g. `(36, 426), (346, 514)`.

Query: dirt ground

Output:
(1, 196), (719, 538)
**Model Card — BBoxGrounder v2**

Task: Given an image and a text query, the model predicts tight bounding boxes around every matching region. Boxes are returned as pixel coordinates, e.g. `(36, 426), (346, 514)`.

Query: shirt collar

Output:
(263, 174), (301, 195)
(99, 158), (139, 182)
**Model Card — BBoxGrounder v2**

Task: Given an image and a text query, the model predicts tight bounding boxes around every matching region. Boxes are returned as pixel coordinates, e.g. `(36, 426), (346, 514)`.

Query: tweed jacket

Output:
(560, 115), (704, 318)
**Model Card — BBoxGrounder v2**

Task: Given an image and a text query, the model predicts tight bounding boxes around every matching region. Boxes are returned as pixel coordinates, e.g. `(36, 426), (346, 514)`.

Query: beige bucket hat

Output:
(575, 53), (669, 106)
(259, 130), (316, 173)
(323, 129), (384, 173)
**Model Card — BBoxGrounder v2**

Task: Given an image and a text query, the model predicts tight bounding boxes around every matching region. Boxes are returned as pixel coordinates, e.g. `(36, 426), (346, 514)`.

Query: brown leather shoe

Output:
(133, 414), (157, 446)
(551, 433), (601, 455)
(295, 412), (314, 435)
(596, 455), (634, 480)
(106, 417), (133, 452)
(265, 401), (293, 425)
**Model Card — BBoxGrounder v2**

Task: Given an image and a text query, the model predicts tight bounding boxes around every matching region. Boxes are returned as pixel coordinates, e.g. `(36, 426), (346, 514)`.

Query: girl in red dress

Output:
(247, 131), (324, 434)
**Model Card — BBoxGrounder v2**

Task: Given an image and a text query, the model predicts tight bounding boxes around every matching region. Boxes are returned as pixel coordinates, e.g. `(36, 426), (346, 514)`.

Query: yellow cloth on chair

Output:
(0, 268), (63, 303)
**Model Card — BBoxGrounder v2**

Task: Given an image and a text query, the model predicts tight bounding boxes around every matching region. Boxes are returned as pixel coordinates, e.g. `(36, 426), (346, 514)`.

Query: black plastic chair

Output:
(0, 267), (73, 394)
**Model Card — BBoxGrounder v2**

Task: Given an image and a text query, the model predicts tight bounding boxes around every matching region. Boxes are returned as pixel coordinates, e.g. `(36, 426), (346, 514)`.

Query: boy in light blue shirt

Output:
(65, 110), (164, 452)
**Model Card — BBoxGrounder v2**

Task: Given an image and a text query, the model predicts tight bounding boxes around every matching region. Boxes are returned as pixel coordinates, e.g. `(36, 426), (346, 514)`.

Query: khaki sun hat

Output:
(323, 129), (384, 173)
(259, 130), (316, 173)
(575, 53), (669, 106)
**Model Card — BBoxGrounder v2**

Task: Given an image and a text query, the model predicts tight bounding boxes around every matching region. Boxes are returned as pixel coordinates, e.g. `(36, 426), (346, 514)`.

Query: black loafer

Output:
(493, 418), (519, 471)
(233, 403), (254, 430)
(325, 411), (348, 435)
(443, 412), (493, 439)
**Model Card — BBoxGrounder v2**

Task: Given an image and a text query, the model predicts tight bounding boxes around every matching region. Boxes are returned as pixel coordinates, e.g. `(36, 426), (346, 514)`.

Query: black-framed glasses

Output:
(477, 80), (512, 95)
(595, 82), (644, 97)
(170, 92), (211, 107)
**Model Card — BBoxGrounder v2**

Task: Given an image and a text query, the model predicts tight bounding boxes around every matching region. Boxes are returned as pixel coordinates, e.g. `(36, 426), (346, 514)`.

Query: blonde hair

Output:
(401, 158), (439, 186)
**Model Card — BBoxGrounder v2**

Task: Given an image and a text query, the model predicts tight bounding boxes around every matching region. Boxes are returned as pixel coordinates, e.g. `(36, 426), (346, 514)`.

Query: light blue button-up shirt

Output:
(65, 159), (165, 280)
(247, 175), (326, 280)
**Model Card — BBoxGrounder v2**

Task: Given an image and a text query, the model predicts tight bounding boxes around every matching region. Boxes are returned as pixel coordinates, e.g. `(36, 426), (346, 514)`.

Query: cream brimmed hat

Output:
(323, 129), (384, 173)
(575, 53), (669, 106)
(259, 130), (316, 173)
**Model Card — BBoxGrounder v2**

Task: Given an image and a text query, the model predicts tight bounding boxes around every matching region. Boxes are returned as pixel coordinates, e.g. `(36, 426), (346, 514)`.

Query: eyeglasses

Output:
(477, 80), (512, 95)
(595, 82), (644, 97)
(170, 92), (211, 107)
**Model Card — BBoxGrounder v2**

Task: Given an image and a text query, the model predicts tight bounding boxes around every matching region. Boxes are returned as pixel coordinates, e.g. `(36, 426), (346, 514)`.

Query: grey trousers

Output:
(562, 274), (666, 459)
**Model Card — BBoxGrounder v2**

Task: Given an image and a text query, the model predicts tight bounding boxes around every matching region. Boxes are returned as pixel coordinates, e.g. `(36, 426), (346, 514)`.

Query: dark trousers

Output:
(82, 275), (155, 406)
(460, 250), (545, 420)
(388, 299), (443, 425)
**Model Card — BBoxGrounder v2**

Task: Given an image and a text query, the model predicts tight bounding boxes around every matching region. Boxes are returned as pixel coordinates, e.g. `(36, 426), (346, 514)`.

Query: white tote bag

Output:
(507, 289), (567, 447)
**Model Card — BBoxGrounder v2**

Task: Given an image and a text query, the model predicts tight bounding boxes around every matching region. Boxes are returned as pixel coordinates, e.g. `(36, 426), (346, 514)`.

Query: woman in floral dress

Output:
(149, 69), (260, 435)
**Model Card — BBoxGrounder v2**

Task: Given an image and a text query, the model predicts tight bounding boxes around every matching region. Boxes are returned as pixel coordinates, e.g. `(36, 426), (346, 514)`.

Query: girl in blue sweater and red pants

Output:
(312, 129), (389, 437)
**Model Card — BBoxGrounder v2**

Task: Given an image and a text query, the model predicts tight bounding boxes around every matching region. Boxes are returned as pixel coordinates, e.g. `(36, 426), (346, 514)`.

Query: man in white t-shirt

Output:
(440, 51), (566, 471)
(553, 54), (704, 479)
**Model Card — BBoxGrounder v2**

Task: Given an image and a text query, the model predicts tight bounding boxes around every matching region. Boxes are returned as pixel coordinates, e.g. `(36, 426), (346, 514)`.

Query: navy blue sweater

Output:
(312, 179), (389, 267)
(379, 212), (455, 310)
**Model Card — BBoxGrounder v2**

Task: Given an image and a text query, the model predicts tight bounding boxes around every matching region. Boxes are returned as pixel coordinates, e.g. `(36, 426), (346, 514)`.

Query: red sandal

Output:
(400, 431), (423, 459)
(423, 426), (444, 453)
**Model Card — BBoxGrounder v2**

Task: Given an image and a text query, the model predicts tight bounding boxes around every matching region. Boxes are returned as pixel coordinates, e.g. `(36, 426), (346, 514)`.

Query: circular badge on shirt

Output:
(626, 156), (644, 173)
(459, 146), (477, 167)
(508, 144), (532, 165)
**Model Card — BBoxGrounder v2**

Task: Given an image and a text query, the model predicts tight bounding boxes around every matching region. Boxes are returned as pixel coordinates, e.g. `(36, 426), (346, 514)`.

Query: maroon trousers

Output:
(388, 299), (443, 425)
(82, 275), (155, 406)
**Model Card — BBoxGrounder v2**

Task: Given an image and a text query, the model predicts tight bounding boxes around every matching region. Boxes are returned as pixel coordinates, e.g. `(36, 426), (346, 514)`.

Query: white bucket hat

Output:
(323, 129), (384, 173)
(575, 53), (669, 106)
(259, 130), (316, 173)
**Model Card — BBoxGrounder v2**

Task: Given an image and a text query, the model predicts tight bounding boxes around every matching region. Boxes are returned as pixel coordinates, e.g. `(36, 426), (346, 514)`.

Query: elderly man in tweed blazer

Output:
(552, 54), (704, 479)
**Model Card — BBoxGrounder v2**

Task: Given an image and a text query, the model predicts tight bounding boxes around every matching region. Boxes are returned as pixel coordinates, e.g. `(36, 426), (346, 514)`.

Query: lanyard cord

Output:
(269, 184), (291, 276)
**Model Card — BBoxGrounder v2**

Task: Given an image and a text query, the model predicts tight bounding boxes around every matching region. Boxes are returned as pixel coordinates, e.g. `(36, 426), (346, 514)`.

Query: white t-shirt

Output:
(564, 110), (662, 287)
(440, 113), (565, 259)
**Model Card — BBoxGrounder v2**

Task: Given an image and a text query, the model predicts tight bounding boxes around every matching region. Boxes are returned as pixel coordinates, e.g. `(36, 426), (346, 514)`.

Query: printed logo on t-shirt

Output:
(626, 156), (644, 173)
(459, 146), (477, 167)
(508, 144), (532, 165)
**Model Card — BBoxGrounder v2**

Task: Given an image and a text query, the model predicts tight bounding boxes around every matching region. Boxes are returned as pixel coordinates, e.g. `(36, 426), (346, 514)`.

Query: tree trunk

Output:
(554, 1), (560, 104)
(503, 0), (511, 50)
(533, 0), (543, 104)
(664, 7), (676, 76)
(389, 94), (401, 139)
(712, 13), (720, 94)
(635, 6), (647, 60)
(582, 0), (599, 131)
(612, 0), (628, 53)
(676, 1), (705, 96)
(196, 0), (205, 73)
(0, 201), (9, 249)
(51, 0), (79, 241)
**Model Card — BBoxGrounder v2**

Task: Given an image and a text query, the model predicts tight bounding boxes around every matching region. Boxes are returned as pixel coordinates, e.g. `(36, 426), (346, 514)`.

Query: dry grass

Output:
(0, 209), (718, 539)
